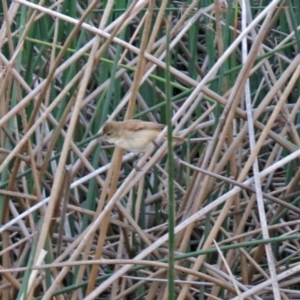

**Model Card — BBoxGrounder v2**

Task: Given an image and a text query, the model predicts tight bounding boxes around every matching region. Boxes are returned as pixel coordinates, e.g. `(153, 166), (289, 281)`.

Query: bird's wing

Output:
(124, 120), (165, 131)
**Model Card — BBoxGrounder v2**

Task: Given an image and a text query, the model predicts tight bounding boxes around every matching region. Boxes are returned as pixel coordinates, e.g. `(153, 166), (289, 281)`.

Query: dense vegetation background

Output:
(0, 0), (300, 299)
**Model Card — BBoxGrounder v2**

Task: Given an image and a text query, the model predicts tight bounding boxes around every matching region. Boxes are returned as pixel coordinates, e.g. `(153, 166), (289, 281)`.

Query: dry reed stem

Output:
(1, 0), (300, 299)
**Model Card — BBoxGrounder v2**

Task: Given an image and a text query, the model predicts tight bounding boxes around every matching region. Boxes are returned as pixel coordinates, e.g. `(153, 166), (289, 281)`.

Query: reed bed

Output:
(0, 0), (300, 299)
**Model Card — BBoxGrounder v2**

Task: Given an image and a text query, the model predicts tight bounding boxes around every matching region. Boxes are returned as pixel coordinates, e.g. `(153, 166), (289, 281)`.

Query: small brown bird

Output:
(100, 119), (185, 153)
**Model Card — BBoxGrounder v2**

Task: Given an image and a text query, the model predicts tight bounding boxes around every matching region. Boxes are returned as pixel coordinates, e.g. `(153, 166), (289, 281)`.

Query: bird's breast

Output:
(115, 129), (160, 152)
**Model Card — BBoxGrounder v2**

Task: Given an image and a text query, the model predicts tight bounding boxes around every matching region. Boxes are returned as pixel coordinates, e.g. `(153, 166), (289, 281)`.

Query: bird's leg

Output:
(133, 153), (144, 171)
(134, 140), (160, 171)
(152, 138), (160, 148)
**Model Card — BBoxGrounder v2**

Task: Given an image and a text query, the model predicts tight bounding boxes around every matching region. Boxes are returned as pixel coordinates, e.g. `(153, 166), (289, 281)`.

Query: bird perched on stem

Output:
(100, 119), (185, 153)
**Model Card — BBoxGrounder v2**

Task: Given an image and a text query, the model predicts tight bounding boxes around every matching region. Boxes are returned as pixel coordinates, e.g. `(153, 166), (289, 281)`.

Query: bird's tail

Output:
(172, 136), (186, 144)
